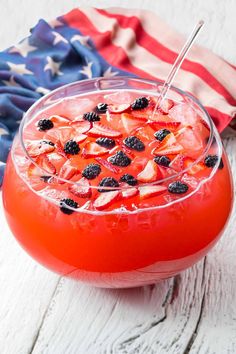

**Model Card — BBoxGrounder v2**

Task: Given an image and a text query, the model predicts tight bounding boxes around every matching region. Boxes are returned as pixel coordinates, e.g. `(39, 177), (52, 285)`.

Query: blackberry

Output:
(64, 140), (80, 155)
(96, 137), (116, 149)
(83, 111), (100, 122)
(131, 96), (149, 110)
(40, 176), (52, 182)
(154, 155), (171, 167)
(168, 181), (189, 194)
(154, 129), (171, 141)
(98, 177), (120, 193)
(42, 140), (55, 146)
(37, 119), (54, 131)
(82, 163), (101, 180)
(96, 103), (108, 113)
(204, 154), (224, 169)
(109, 151), (131, 167)
(120, 174), (138, 186)
(124, 136), (145, 151)
(60, 198), (78, 215)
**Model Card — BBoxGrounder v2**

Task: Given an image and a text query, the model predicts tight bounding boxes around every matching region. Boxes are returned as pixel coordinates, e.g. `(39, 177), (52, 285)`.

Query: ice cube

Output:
(104, 91), (133, 105)
(169, 103), (197, 126)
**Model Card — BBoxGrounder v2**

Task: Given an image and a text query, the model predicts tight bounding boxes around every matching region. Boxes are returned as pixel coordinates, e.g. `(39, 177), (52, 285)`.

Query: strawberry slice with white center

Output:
(74, 134), (87, 144)
(49, 115), (71, 127)
(121, 185), (139, 199)
(121, 113), (147, 134)
(58, 160), (79, 183)
(183, 157), (205, 175)
(95, 157), (121, 174)
(108, 103), (131, 113)
(88, 123), (122, 138)
(26, 140), (55, 157)
(28, 154), (56, 177)
(93, 190), (120, 211)
(153, 144), (184, 156)
(82, 142), (109, 158)
(139, 185), (167, 199)
(70, 120), (92, 134)
(47, 152), (67, 172)
(169, 154), (185, 171)
(69, 177), (91, 198)
(58, 126), (77, 145)
(137, 160), (163, 182)
(158, 99), (174, 115)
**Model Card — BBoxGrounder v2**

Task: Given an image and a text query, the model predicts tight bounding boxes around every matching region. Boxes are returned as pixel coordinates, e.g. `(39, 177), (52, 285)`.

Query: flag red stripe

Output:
(63, 9), (156, 81)
(63, 9), (233, 132)
(205, 107), (232, 132)
(98, 9), (236, 106)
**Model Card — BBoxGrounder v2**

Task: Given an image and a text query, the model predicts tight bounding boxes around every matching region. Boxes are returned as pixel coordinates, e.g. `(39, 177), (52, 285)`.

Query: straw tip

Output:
(198, 20), (205, 26)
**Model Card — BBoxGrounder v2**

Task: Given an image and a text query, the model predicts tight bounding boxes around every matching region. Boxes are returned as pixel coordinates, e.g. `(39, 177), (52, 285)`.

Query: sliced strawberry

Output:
(69, 177), (91, 198)
(58, 160), (79, 183)
(58, 126), (76, 145)
(82, 142), (109, 158)
(121, 113), (146, 133)
(93, 190), (120, 211)
(153, 144), (184, 156)
(47, 152), (67, 172)
(108, 103), (131, 113)
(137, 160), (163, 183)
(70, 120), (92, 134)
(183, 157), (205, 175)
(26, 140), (55, 157)
(28, 154), (56, 177)
(158, 99), (174, 114)
(135, 124), (157, 141)
(149, 121), (181, 131)
(88, 123), (122, 138)
(139, 185), (167, 199)
(95, 157), (121, 174)
(74, 134), (87, 144)
(50, 115), (71, 127)
(158, 132), (176, 148)
(121, 186), (139, 199)
(55, 140), (67, 158)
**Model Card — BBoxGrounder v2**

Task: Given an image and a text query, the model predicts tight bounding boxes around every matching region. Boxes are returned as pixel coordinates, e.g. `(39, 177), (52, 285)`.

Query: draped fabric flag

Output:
(0, 7), (236, 185)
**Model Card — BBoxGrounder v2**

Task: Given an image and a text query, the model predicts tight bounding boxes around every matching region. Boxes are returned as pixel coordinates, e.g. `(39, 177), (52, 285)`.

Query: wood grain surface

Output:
(0, 1), (236, 353)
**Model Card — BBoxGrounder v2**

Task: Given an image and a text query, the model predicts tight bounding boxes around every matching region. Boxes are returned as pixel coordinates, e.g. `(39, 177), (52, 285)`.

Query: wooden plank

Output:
(0, 197), (60, 354)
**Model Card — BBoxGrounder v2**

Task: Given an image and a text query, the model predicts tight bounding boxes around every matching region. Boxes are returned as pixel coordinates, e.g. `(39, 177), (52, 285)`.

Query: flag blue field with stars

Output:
(0, 15), (132, 185)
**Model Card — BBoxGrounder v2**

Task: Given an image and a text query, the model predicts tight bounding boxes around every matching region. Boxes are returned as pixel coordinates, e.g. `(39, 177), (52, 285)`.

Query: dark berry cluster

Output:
(168, 181), (189, 194)
(64, 140), (80, 155)
(204, 155), (224, 169)
(154, 155), (171, 167)
(83, 111), (100, 122)
(154, 129), (171, 141)
(131, 96), (149, 110)
(82, 163), (101, 180)
(124, 136), (145, 151)
(96, 137), (116, 148)
(120, 174), (138, 186)
(60, 198), (78, 215)
(96, 103), (108, 113)
(109, 151), (131, 167)
(98, 177), (119, 192)
(37, 119), (54, 131)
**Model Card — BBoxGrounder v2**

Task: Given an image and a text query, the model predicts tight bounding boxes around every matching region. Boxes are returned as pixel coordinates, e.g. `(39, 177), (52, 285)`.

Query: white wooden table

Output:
(0, 1), (236, 353)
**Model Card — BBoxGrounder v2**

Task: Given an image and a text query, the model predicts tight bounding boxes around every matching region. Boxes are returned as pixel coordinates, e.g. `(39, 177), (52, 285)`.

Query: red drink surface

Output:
(2, 89), (233, 287)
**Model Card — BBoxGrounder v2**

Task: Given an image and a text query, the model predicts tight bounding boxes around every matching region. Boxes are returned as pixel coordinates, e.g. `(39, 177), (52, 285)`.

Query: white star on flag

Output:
(9, 38), (37, 58)
(52, 31), (68, 45)
(7, 62), (33, 75)
(0, 127), (9, 136)
(49, 18), (64, 29)
(71, 34), (91, 49)
(44, 56), (63, 76)
(103, 67), (119, 78)
(36, 87), (50, 95)
(2, 75), (21, 87)
(80, 61), (93, 79)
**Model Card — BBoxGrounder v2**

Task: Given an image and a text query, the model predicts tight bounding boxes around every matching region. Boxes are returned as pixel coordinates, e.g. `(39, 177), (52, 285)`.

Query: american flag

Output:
(0, 7), (236, 185)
